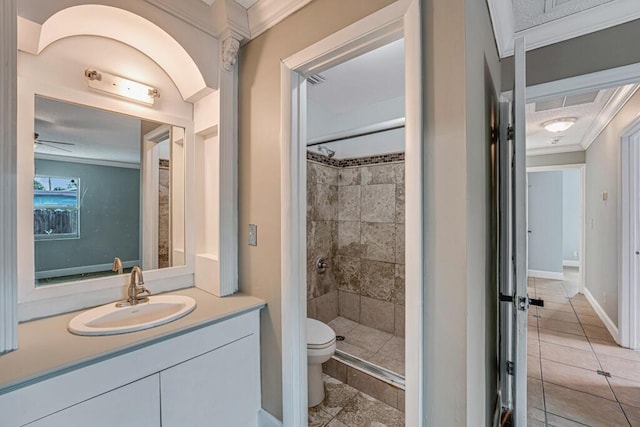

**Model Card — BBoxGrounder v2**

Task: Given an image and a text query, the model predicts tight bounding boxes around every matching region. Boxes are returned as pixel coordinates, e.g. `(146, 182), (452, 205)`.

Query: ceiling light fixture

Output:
(542, 117), (576, 133)
(84, 69), (160, 105)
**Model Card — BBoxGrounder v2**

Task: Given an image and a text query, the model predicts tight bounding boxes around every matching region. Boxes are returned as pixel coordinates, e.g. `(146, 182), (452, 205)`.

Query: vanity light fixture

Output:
(542, 117), (576, 133)
(84, 69), (160, 105)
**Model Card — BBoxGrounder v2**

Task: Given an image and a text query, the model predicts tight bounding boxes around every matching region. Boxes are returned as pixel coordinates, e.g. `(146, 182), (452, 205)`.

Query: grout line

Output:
(533, 278), (550, 427)
(568, 287), (632, 426)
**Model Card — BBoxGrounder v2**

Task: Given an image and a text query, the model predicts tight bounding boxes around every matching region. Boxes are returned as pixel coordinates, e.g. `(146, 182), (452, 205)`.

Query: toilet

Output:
(307, 318), (336, 407)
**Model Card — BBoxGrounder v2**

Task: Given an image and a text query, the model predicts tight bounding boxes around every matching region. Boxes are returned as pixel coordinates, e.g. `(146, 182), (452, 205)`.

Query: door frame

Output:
(279, 1), (422, 425)
(620, 117), (640, 349)
(141, 124), (171, 271)
(523, 62), (640, 349)
(526, 164), (586, 295)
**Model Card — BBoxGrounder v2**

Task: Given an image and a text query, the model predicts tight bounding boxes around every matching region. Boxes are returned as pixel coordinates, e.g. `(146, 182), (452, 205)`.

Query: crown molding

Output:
(580, 83), (640, 150)
(487, 0), (514, 58)
(144, 0), (218, 37)
(247, 0), (312, 39)
(526, 142), (585, 156)
(489, 0), (640, 58)
(145, 0), (315, 42)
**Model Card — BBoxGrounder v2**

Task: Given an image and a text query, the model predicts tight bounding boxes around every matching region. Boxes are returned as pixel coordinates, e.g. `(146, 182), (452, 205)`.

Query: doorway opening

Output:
(523, 75), (640, 425)
(305, 38), (406, 425)
(279, 2), (422, 425)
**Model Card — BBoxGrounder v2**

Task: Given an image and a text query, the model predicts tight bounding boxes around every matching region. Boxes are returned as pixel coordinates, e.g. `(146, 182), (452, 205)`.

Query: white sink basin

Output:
(68, 295), (196, 336)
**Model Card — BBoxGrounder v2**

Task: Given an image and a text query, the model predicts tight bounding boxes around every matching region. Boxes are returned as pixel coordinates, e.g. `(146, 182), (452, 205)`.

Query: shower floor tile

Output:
(329, 317), (404, 376)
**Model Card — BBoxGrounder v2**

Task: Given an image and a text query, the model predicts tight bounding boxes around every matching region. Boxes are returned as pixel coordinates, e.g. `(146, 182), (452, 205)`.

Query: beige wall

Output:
(527, 151), (586, 167)
(501, 19), (640, 90)
(585, 89), (640, 326)
(237, 0), (395, 419)
(422, 0), (500, 424)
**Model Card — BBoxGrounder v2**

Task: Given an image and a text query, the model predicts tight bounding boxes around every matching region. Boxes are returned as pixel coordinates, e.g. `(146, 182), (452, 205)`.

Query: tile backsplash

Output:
(307, 152), (404, 337)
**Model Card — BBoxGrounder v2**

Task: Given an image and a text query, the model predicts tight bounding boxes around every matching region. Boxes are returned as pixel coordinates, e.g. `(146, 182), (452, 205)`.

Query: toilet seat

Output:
(307, 318), (336, 349)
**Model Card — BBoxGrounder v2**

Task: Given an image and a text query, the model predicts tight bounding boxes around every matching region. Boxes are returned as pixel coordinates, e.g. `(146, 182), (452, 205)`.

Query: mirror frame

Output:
(17, 78), (196, 320)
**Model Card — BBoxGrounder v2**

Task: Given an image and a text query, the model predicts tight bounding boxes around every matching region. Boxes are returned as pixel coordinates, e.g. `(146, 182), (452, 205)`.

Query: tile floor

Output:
(308, 374), (405, 427)
(328, 316), (405, 376)
(528, 268), (640, 426)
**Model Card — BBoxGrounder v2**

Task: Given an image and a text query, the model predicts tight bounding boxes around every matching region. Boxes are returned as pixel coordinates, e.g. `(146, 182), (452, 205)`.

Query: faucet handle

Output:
(136, 285), (151, 297)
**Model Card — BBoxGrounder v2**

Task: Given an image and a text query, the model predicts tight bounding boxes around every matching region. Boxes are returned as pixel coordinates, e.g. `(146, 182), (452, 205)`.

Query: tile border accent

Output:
(307, 151), (405, 168)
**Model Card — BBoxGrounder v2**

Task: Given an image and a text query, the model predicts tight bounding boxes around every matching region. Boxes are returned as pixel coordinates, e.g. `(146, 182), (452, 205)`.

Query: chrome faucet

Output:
(117, 266), (151, 307)
(112, 257), (123, 275)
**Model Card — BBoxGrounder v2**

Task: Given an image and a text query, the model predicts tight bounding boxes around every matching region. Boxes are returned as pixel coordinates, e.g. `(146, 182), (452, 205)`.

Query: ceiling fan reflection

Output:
(34, 133), (75, 153)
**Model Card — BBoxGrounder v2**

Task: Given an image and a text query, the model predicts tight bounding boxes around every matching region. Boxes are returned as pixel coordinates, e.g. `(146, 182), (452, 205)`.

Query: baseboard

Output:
(563, 260), (580, 268)
(583, 287), (620, 344)
(528, 269), (564, 280)
(258, 409), (283, 427)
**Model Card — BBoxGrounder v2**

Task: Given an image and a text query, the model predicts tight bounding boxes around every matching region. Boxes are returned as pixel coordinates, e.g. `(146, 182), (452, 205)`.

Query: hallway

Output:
(527, 268), (640, 426)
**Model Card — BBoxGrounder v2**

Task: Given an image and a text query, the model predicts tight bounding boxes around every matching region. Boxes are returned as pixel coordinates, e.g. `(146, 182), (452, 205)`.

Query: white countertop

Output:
(0, 287), (265, 394)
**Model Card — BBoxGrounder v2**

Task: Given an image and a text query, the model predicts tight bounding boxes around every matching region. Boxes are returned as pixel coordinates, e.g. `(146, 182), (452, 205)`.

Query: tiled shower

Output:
(307, 151), (405, 411)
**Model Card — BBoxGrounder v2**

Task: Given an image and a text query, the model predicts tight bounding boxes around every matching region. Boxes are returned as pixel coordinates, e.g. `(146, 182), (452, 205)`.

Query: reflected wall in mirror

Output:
(34, 96), (185, 286)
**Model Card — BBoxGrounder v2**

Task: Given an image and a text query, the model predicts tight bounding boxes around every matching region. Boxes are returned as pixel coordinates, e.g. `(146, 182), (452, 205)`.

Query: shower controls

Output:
(316, 257), (328, 274)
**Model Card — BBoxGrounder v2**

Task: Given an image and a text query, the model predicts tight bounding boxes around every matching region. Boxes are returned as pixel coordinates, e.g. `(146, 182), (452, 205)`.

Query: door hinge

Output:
(529, 297), (544, 307)
(518, 296), (528, 311)
(507, 125), (514, 140)
(507, 361), (514, 376)
(499, 293), (514, 303)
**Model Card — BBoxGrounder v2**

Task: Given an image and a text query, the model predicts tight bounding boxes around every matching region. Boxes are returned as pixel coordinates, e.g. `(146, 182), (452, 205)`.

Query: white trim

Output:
(489, 0), (640, 58)
(563, 260), (580, 268)
(145, 0), (218, 38)
(279, 1), (422, 424)
(528, 269), (565, 281)
(34, 153), (140, 169)
(0, 0), (17, 354)
(527, 163), (586, 294)
(257, 409), (283, 427)
(217, 64), (239, 296)
(527, 62), (640, 103)
(35, 259), (139, 280)
(403, 1), (423, 423)
(584, 287), (621, 345)
(486, 0), (515, 60)
(19, 8), (211, 102)
(619, 117), (640, 349)
(142, 125), (170, 271)
(514, 0), (640, 56)
(247, 0), (312, 40)
(17, 76), (197, 321)
(580, 84), (640, 151)
(280, 64), (308, 426)
(526, 144), (585, 157)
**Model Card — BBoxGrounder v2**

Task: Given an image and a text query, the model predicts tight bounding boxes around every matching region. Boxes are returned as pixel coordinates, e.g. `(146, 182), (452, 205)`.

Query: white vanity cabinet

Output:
(0, 308), (262, 427)
(160, 334), (260, 426)
(25, 375), (161, 427)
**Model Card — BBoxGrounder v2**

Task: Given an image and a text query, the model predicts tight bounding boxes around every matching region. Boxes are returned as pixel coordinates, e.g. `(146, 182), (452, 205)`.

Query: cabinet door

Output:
(25, 375), (160, 427)
(160, 334), (260, 427)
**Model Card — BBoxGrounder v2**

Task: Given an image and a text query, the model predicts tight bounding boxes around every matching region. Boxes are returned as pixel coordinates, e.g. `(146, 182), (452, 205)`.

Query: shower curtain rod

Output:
(306, 118), (405, 147)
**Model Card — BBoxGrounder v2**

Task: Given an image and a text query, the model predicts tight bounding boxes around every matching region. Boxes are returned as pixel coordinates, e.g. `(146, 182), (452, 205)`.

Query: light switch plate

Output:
(248, 224), (257, 246)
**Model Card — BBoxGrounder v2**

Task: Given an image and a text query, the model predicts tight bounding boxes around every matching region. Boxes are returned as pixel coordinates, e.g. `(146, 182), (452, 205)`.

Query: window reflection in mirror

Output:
(33, 96), (185, 286)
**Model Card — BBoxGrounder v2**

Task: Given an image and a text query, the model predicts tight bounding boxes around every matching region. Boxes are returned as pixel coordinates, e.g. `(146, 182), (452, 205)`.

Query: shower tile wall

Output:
(336, 162), (404, 337)
(307, 161), (339, 323)
(306, 155), (405, 337)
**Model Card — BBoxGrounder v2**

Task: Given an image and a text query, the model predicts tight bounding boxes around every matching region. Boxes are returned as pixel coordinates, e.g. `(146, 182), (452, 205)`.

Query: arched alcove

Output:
(31, 4), (211, 101)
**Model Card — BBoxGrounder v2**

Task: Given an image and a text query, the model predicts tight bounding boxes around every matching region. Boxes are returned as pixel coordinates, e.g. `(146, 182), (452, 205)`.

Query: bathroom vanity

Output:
(0, 288), (265, 427)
